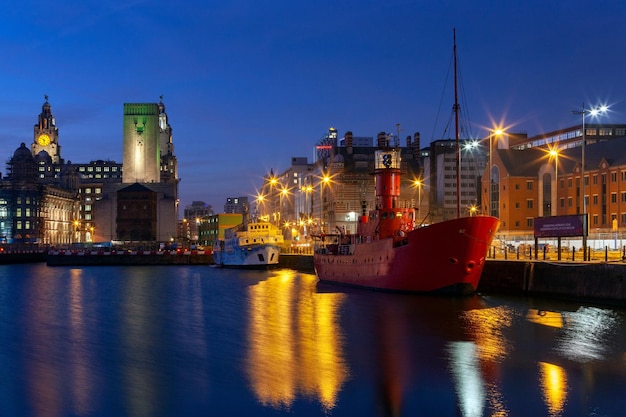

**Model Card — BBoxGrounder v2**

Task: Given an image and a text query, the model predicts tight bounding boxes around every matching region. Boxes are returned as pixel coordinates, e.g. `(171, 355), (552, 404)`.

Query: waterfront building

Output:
(198, 213), (242, 247)
(482, 124), (626, 245)
(95, 99), (179, 242)
(182, 201), (214, 241)
(223, 196), (249, 214)
(0, 143), (77, 245)
(423, 138), (487, 222)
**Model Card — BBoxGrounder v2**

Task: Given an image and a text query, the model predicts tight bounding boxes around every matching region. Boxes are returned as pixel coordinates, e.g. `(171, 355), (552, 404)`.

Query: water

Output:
(0, 264), (624, 417)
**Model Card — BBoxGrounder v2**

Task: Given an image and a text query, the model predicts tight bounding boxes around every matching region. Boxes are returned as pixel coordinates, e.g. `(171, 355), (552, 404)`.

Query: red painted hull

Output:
(314, 216), (499, 295)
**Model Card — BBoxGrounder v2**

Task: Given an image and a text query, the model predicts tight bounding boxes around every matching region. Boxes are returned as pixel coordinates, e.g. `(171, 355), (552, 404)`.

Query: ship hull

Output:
(214, 243), (281, 269)
(314, 216), (498, 295)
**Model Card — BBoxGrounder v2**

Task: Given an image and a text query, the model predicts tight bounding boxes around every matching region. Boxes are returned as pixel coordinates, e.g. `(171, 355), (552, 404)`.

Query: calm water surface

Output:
(0, 263), (624, 416)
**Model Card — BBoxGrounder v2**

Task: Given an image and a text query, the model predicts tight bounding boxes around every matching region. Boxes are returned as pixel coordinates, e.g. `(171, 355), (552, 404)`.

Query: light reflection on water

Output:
(0, 264), (624, 416)
(245, 269), (348, 411)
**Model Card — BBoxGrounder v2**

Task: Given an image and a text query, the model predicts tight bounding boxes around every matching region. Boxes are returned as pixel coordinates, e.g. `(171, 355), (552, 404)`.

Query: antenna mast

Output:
(453, 28), (461, 218)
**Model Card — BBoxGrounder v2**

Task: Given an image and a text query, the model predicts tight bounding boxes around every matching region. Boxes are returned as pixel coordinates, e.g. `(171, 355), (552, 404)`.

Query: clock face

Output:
(37, 134), (51, 146)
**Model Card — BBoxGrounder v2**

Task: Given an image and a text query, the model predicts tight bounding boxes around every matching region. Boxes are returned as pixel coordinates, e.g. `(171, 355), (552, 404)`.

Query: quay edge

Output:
(478, 259), (626, 306)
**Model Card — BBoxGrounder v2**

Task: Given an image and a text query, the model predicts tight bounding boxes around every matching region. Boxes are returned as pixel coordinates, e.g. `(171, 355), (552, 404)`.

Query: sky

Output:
(1, 0), (625, 213)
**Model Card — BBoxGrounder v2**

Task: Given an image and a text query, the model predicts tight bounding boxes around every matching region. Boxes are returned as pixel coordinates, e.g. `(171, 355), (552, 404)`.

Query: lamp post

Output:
(549, 149), (559, 215)
(279, 187), (289, 225)
(488, 129), (504, 217)
(413, 179), (422, 213)
(302, 184), (313, 237)
(571, 104), (608, 260)
(320, 173), (330, 233)
(268, 173), (278, 225)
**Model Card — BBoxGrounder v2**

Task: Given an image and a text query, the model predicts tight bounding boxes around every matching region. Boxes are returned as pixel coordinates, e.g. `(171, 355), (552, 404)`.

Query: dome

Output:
(13, 143), (33, 161)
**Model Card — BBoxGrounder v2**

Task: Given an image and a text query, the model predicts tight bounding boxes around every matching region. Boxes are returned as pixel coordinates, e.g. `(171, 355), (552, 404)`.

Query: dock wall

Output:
(479, 260), (626, 305)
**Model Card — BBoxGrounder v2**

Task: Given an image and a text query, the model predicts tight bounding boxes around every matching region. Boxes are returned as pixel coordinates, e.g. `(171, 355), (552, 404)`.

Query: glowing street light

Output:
(268, 172), (279, 225)
(571, 103), (608, 259)
(279, 187), (289, 224)
(413, 178), (423, 214)
(488, 128), (504, 217)
(548, 147), (560, 216)
(320, 173), (331, 233)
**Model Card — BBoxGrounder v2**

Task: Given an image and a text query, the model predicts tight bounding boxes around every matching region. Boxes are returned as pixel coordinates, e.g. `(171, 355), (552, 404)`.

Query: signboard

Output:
(534, 214), (587, 238)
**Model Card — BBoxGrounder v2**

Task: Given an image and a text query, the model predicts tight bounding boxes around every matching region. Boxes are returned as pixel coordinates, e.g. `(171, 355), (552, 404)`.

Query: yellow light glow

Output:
(539, 362), (568, 416)
(246, 271), (347, 411)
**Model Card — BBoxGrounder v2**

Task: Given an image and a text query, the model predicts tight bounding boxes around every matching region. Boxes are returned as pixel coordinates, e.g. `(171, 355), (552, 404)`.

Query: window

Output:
(612, 172), (617, 182)
(593, 195), (598, 205)
(593, 214), (598, 225)
(526, 181), (533, 191)
(568, 197), (572, 207)
(568, 178), (572, 188)
(622, 192), (626, 202)
(526, 199), (533, 209)
(612, 193), (617, 203)
(515, 202), (520, 209)
(593, 175), (598, 185)
(526, 218), (533, 227)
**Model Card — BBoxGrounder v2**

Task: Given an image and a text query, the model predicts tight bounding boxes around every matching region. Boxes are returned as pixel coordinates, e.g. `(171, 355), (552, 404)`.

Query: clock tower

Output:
(31, 95), (61, 164)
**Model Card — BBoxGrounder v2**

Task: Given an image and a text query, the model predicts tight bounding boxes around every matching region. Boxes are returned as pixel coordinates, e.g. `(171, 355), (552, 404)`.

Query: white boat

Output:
(213, 220), (284, 268)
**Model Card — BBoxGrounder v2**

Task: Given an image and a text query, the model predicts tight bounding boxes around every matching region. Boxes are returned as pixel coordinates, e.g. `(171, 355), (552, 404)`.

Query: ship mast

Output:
(453, 28), (461, 219)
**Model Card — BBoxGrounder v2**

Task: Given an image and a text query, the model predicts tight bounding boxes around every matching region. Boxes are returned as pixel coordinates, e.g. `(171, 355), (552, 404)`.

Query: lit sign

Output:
(534, 215), (587, 238)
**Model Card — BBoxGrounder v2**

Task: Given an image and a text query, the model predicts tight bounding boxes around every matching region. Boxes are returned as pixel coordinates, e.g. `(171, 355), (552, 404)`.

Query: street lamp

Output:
(548, 147), (559, 216)
(279, 187), (289, 225)
(320, 172), (331, 233)
(488, 128), (504, 217)
(413, 179), (422, 214)
(268, 173), (278, 225)
(571, 103), (608, 259)
(302, 184), (313, 236)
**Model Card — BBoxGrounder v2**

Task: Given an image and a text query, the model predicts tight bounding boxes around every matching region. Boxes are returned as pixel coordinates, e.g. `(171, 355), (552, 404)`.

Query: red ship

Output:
(313, 29), (499, 295)
(313, 144), (498, 295)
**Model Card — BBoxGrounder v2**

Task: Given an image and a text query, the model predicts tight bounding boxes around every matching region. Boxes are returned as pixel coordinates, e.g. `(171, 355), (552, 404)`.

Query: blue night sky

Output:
(1, 0), (625, 212)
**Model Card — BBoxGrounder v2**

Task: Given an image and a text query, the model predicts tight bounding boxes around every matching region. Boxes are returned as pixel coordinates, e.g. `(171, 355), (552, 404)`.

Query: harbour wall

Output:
(479, 260), (626, 305)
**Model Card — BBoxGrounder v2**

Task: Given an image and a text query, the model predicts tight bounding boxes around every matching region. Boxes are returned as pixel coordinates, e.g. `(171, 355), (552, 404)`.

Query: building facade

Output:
(95, 99), (179, 243)
(482, 124), (626, 245)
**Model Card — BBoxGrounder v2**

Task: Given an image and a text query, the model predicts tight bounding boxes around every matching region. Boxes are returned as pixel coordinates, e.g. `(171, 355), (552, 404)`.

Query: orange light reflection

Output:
(246, 270), (348, 411)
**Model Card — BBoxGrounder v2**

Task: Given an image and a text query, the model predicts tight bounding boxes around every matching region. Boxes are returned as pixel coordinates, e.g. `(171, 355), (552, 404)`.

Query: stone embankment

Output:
(479, 259), (626, 305)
